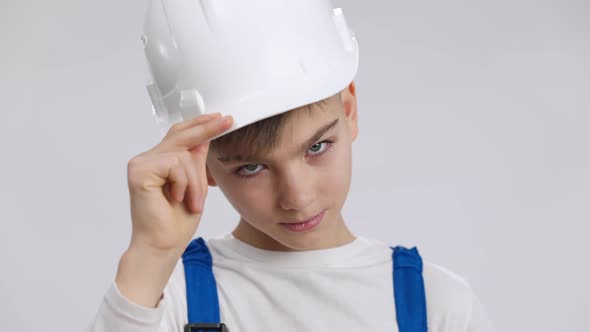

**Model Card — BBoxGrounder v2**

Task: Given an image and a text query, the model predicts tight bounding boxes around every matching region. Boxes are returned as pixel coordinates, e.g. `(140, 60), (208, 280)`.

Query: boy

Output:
(89, 0), (494, 331)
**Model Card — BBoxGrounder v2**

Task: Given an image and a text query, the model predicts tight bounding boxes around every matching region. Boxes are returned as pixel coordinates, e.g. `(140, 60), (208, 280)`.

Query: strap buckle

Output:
(184, 323), (229, 332)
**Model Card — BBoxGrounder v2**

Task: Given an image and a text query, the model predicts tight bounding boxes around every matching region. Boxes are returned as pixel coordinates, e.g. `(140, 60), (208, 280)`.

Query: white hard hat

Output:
(142, 0), (359, 138)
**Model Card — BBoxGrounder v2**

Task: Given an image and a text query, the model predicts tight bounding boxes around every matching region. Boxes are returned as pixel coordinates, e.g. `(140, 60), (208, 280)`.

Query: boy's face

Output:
(206, 83), (358, 251)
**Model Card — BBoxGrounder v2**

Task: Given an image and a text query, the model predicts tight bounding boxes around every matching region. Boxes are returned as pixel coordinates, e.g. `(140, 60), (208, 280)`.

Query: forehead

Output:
(214, 97), (342, 164)
(280, 101), (338, 140)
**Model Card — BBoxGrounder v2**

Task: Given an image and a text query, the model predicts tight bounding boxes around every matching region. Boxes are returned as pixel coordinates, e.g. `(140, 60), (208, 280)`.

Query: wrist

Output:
(114, 245), (182, 308)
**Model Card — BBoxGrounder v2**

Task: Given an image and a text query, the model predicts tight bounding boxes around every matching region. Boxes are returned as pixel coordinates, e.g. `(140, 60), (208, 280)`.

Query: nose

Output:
(277, 166), (315, 212)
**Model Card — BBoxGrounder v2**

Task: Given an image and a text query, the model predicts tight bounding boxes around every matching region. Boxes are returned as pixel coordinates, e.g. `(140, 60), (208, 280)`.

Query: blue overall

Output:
(181, 237), (428, 332)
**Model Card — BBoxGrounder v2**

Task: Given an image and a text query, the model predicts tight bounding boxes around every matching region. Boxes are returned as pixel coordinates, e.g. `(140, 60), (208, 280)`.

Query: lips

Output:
(288, 212), (322, 224)
(280, 210), (325, 232)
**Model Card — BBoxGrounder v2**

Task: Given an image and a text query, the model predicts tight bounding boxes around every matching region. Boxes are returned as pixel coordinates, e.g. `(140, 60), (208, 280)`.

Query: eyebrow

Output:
(217, 118), (339, 164)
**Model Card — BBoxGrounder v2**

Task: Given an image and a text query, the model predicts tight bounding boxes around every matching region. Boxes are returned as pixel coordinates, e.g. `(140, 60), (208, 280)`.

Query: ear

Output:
(206, 165), (218, 187)
(341, 81), (358, 141)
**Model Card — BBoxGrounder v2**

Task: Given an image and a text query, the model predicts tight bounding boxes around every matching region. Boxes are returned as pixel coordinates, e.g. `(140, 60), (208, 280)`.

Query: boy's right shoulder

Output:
(422, 261), (480, 328)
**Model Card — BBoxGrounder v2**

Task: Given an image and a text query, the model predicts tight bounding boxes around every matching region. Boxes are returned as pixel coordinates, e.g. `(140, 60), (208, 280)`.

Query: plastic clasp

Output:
(184, 323), (229, 332)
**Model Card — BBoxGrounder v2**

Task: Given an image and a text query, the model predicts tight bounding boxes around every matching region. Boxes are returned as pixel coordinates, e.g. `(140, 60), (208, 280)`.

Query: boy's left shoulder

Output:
(421, 261), (493, 331)
(422, 262), (474, 310)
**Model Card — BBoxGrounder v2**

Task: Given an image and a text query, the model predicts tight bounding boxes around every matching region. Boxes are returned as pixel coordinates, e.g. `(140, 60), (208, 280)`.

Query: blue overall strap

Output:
(182, 237), (222, 325)
(391, 246), (428, 332)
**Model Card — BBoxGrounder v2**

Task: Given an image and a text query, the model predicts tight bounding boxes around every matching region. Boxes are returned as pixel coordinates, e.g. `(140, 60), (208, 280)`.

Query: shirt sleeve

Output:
(87, 261), (187, 332)
(86, 281), (168, 332)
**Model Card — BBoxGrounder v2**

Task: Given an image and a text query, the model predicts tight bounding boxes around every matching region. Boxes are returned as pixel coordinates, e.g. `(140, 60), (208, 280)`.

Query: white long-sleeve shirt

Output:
(88, 233), (495, 331)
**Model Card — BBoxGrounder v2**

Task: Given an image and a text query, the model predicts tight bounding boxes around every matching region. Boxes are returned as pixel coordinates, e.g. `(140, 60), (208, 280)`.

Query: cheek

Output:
(319, 144), (352, 196)
(219, 178), (274, 220)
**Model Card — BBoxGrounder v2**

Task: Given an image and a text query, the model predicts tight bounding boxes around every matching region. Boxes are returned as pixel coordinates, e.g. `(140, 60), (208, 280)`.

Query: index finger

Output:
(172, 112), (222, 132)
(169, 115), (234, 150)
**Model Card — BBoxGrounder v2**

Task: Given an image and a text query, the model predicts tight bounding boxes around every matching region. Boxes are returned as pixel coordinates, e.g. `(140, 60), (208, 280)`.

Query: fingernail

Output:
(222, 115), (233, 124)
(216, 116), (230, 125)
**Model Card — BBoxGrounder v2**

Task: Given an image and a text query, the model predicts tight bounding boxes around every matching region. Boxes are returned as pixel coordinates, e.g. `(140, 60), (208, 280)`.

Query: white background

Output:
(1, 0), (588, 331)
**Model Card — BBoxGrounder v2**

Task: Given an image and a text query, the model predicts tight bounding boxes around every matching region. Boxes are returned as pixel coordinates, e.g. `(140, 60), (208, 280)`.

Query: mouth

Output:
(280, 210), (326, 233)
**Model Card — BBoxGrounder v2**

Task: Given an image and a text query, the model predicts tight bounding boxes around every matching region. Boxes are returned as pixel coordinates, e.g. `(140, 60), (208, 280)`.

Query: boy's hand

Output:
(116, 113), (233, 307)
(127, 112), (232, 253)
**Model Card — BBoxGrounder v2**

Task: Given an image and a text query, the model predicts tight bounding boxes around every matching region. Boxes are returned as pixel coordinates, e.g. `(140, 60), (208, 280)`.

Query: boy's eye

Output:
(235, 140), (334, 178)
(308, 142), (328, 155)
(239, 164), (264, 176)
